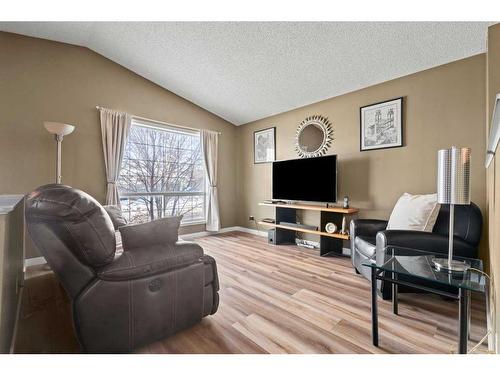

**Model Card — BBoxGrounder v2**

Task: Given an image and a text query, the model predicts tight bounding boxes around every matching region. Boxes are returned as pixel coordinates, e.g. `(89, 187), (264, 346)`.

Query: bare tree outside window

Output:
(118, 122), (206, 224)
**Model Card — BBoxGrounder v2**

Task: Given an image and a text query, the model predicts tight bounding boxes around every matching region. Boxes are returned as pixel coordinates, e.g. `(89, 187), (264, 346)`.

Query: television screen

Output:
(272, 155), (337, 202)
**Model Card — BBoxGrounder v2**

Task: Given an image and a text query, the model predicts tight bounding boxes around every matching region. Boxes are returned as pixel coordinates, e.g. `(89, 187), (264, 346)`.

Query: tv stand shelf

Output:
(258, 222), (350, 240)
(259, 202), (358, 214)
(258, 201), (359, 257)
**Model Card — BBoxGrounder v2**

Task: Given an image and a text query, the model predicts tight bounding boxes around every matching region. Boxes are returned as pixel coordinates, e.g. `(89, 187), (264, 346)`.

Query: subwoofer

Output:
(268, 229), (276, 244)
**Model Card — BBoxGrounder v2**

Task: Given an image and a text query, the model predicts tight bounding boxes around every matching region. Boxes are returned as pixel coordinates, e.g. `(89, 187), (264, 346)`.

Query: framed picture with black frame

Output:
(254, 127), (276, 164)
(360, 97), (403, 151)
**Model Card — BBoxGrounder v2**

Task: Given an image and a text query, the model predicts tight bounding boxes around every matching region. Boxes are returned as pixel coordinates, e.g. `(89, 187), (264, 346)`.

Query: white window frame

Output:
(119, 118), (206, 226)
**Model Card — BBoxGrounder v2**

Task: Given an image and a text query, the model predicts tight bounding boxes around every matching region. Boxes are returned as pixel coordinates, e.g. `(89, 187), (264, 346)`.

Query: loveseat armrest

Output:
(350, 219), (388, 238)
(375, 230), (477, 259)
(350, 219), (388, 269)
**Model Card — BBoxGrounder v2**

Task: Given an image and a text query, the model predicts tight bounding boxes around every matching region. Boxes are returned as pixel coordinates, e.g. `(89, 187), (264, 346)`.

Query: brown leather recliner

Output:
(25, 184), (219, 353)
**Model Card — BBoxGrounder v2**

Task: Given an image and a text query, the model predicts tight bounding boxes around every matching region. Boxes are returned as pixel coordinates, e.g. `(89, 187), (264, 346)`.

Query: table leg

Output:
(371, 267), (379, 347)
(467, 290), (472, 340)
(392, 273), (398, 315)
(485, 280), (495, 352)
(458, 289), (470, 354)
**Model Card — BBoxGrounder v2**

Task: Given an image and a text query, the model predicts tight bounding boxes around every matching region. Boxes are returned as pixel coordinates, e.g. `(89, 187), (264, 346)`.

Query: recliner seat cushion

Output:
(354, 236), (376, 258)
(98, 242), (204, 281)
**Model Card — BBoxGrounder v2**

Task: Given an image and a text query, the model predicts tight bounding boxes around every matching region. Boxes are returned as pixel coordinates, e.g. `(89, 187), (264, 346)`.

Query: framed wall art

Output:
(254, 127), (276, 163)
(360, 97), (403, 151)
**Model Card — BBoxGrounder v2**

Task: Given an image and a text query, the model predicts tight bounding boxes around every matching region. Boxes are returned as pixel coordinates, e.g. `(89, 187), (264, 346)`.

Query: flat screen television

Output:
(272, 155), (337, 203)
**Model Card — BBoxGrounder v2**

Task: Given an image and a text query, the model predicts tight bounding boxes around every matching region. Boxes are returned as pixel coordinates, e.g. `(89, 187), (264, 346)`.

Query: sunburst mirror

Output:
(294, 115), (334, 158)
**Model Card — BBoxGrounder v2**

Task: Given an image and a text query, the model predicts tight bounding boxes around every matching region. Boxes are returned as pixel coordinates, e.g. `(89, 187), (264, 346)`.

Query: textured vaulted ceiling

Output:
(0, 22), (490, 125)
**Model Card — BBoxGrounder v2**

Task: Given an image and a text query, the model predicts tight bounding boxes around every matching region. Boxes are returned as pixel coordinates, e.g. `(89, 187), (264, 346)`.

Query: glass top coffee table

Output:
(362, 246), (488, 354)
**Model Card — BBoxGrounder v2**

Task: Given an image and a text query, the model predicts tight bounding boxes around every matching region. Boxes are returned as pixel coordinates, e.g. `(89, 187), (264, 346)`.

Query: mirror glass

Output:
(298, 124), (324, 152)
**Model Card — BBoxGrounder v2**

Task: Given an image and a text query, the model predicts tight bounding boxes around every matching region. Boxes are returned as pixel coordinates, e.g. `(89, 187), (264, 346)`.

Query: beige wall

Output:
(0, 32), (490, 267)
(236, 54), (487, 259)
(0, 32), (238, 246)
(486, 23), (500, 352)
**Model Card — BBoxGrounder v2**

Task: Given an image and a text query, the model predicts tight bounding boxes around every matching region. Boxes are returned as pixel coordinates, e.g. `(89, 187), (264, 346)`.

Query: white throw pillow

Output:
(387, 193), (441, 232)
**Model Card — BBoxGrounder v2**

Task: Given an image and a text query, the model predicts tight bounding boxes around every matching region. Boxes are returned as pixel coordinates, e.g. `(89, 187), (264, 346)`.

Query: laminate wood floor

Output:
(15, 231), (488, 354)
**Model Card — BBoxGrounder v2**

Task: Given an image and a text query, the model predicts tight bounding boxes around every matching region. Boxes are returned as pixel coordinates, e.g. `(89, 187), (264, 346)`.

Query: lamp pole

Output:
(44, 122), (75, 184)
(55, 134), (63, 184)
(448, 203), (454, 271)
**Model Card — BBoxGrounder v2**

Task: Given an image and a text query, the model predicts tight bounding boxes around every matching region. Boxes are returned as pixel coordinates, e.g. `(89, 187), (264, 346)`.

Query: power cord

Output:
(449, 267), (496, 354)
(249, 216), (260, 232)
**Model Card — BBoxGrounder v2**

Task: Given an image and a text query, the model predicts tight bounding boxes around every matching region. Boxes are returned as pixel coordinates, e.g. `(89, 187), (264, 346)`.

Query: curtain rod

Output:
(95, 106), (222, 135)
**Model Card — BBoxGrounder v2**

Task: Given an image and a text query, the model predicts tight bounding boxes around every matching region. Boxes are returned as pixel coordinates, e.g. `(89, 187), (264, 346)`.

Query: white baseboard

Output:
(24, 226), (268, 267)
(181, 226), (267, 239)
(237, 228), (351, 255)
(229, 226), (268, 237)
(24, 226), (349, 268)
(24, 256), (47, 267)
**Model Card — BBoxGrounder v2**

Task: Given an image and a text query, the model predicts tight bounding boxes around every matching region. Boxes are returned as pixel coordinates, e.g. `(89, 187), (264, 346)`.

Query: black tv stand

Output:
(258, 201), (359, 257)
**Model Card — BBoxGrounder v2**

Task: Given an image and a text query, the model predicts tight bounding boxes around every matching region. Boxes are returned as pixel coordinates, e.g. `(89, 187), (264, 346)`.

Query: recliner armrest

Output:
(376, 230), (477, 259)
(98, 241), (204, 281)
(118, 216), (182, 250)
(350, 219), (388, 238)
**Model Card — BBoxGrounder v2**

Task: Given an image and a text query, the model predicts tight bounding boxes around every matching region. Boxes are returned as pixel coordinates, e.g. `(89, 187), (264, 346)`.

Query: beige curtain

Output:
(99, 108), (131, 205)
(201, 129), (220, 231)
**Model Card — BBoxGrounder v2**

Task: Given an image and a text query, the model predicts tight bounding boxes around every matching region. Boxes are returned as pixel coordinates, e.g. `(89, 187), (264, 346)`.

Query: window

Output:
(118, 119), (206, 225)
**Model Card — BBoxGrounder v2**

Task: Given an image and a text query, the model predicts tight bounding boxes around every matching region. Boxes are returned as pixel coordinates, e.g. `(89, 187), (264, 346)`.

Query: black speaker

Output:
(268, 229), (276, 244)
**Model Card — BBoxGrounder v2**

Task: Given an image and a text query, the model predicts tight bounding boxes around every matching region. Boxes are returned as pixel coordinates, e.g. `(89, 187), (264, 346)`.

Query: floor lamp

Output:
(433, 146), (471, 272)
(44, 121), (75, 184)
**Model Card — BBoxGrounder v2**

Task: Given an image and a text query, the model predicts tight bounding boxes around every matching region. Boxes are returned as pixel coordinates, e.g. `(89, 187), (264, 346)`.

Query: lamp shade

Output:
(44, 121), (75, 136)
(437, 146), (471, 205)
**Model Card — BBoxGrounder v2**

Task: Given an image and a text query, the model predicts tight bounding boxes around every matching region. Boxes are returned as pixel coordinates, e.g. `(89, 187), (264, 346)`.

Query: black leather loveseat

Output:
(25, 184), (219, 353)
(350, 203), (482, 299)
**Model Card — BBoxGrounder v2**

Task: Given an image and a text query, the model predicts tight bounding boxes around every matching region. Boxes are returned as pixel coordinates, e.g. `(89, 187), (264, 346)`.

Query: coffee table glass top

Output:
(362, 246), (485, 293)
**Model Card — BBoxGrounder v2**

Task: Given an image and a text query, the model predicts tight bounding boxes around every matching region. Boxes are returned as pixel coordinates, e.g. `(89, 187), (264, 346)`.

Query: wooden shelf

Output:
(258, 200), (357, 256)
(259, 202), (358, 214)
(258, 221), (350, 240)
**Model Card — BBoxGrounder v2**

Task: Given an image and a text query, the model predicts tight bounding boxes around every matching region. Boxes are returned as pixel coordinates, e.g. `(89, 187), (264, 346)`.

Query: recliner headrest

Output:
(25, 184), (116, 268)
